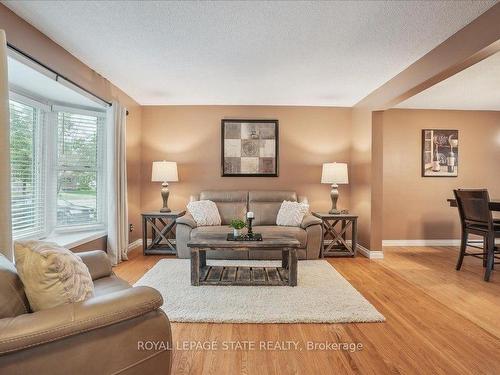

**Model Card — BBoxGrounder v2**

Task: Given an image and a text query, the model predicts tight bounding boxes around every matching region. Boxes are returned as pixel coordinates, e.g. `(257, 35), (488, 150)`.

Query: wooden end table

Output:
(187, 235), (300, 286)
(312, 212), (358, 257)
(141, 211), (185, 255)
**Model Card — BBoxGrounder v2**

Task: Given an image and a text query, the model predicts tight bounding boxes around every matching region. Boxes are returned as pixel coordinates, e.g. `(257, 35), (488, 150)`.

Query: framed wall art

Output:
(221, 119), (278, 177)
(422, 129), (458, 177)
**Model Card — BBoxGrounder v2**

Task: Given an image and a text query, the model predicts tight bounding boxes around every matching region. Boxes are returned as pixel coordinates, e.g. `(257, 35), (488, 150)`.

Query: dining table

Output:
(447, 198), (500, 212)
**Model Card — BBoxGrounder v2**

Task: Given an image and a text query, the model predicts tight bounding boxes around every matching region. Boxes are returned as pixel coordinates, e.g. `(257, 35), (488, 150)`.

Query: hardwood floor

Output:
(115, 247), (500, 375)
(382, 246), (500, 340)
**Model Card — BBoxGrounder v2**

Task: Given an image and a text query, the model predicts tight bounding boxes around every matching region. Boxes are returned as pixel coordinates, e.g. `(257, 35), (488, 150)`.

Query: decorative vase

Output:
(233, 228), (241, 237)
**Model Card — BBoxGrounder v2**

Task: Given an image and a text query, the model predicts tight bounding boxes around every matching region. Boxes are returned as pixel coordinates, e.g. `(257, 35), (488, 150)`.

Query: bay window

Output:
(9, 95), (106, 240)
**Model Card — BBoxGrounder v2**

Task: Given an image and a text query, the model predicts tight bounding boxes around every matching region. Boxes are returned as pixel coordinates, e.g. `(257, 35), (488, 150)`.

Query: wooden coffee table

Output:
(187, 234), (300, 287)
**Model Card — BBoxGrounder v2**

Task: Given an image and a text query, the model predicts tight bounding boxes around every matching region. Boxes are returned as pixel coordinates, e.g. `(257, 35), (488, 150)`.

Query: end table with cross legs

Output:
(141, 211), (186, 255)
(312, 212), (358, 257)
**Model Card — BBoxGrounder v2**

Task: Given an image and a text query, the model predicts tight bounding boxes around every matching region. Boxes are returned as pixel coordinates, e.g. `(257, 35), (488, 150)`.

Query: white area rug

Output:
(134, 259), (385, 324)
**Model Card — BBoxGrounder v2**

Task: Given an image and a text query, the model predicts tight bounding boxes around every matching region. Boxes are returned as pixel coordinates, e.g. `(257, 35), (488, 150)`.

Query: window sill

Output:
(44, 230), (107, 249)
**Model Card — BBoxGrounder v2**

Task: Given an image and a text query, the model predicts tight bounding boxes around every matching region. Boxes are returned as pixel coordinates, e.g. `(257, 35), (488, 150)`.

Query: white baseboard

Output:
(357, 244), (384, 259)
(383, 239), (500, 247)
(128, 239), (143, 251)
(382, 239), (461, 247)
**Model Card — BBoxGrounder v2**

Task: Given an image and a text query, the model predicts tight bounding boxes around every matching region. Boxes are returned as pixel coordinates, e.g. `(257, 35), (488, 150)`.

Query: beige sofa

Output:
(0, 250), (172, 375)
(176, 190), (322, 259)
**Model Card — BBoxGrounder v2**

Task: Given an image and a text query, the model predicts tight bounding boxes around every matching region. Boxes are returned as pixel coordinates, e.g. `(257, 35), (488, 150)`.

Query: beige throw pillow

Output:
(276, 200), (310, 227)
(187, 200), (222, 226)
(14, 240), (94, 312)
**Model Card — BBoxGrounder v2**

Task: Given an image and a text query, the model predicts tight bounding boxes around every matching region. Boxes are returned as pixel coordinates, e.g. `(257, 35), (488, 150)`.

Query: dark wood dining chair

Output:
(453, 189), (500, 281)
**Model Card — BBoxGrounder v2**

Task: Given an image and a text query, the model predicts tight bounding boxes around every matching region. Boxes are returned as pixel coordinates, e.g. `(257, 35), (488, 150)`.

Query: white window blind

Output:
(56, 111), (105, 227)
(9, 100), (46, 239)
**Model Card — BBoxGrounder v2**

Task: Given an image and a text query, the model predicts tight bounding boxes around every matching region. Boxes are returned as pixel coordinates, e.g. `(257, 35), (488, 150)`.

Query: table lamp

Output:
(152, 161), (178, 212)
(321, 162), (348, 214)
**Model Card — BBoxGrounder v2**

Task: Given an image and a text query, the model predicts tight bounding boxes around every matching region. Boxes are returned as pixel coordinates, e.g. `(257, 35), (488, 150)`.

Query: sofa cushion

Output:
(216, 202), (247, 225)
(187, 200), (222, 226)
(200, 191), (247, 225)
(253, 226), (307, 248)
(248, 191), (297, 225)
(14, 240), (94, 312)
(0, 254), (30, 318)
(200, 190), (247, 202)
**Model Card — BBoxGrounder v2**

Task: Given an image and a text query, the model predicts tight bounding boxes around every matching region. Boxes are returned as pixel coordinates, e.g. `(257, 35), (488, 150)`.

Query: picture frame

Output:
(421, 129), (458, 177)
(221, 119), (279, 177)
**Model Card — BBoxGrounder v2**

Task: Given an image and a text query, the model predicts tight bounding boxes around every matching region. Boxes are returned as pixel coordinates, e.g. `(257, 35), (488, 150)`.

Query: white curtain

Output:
(0, 30), (12, 261)
(106, 102), (129, 265)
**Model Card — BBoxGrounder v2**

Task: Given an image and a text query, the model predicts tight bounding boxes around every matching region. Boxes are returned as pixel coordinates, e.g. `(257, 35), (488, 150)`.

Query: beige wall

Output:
(382, 109), (500, 240)
(141, 106), (352, 214)
(125, 107), (143, 243)
(350, 109), (373, 249)
(349, 109), (384, 251)
(370, 111), (384, 250)
(0, 5), (142, 245)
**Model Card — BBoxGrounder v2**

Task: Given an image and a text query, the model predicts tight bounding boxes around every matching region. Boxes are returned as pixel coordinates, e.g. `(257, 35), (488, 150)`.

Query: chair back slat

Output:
(453, 189), (493, 228)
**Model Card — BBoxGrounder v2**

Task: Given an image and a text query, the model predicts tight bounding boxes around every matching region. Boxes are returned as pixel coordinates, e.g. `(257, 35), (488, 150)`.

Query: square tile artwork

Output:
(222, 121), (278, 176)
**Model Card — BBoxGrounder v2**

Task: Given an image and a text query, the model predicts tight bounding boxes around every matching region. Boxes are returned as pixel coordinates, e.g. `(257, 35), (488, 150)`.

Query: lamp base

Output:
(329, 184), (340, 214)
(160, 182), (171, 213)
(328, 208), (341, 215)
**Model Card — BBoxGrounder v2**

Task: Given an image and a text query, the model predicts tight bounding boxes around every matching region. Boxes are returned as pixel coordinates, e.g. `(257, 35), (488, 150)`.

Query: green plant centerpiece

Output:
(229, 219), (246, 237)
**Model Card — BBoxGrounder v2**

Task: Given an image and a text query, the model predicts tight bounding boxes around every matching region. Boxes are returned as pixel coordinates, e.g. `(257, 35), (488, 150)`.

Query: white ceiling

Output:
(3, 1), (496, 106)
(396, 51), (500, 111)
(8, 55), (105, 109)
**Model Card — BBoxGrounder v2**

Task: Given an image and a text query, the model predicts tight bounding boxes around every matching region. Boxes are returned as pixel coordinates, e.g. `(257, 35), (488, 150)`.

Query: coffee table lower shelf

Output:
(195, 265), (292, 286)
(188, 237), (300, 287)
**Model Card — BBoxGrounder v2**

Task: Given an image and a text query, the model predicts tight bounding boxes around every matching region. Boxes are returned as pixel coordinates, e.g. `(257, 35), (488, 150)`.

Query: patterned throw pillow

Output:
(14, 240), (94, 312)
(276, 200), (310, 227)
(187, 200), (222, 226)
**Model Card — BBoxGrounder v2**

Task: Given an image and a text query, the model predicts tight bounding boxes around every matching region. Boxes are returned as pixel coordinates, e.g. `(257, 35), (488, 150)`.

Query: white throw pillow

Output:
(276, 200), (310, 227)
(14, 240), (94, 312)
(187, 200), (222, 226)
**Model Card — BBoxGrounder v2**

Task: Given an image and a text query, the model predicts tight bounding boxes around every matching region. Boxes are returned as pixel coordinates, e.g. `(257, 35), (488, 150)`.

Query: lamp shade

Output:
(321, 162), (348, 184)
(151, 161), (178, 182)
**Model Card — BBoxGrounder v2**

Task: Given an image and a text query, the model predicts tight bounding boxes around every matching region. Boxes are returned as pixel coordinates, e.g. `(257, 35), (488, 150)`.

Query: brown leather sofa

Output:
(0, 250), (172, 375)
(176, 190), (322, 259)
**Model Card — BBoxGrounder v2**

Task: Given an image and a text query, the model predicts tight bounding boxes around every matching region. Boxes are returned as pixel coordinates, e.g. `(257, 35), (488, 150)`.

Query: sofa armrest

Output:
(301, 214), (322, 229)
(0, 286), (163, 355)
(77, 250), (112, 280)
(176, 212), (197, 228)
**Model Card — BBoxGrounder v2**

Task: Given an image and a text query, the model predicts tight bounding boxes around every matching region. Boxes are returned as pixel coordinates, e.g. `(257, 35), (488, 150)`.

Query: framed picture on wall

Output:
(221, 119), (279, 177)
(421, 129), (458, 177)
